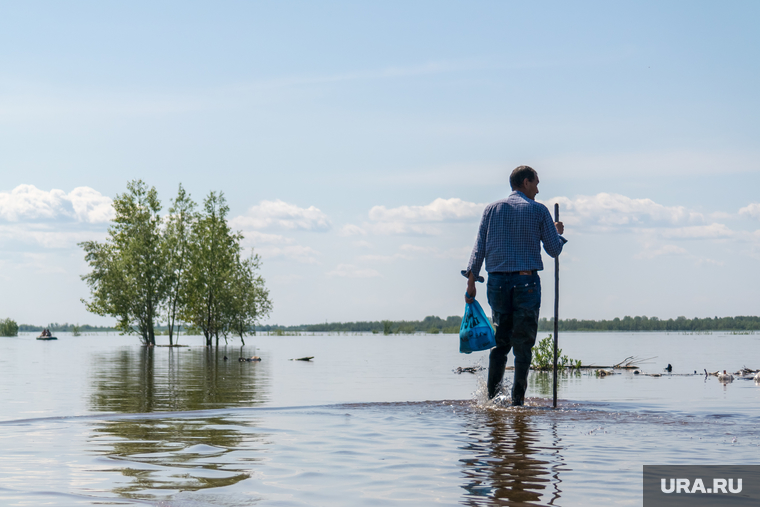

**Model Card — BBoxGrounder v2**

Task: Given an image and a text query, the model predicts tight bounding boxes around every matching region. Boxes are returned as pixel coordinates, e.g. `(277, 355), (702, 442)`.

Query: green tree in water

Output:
(80, 180), (168, 345)
(0, 318), (19, 337)
(162, 184), (197, 346)
(223, 251), (272, 345)
(182, 191), (271, 347)
(80, 182), (272, 348)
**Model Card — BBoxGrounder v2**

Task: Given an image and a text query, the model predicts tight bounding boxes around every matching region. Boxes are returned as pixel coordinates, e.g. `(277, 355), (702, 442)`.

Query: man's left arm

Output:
(539, 206), (567, 258)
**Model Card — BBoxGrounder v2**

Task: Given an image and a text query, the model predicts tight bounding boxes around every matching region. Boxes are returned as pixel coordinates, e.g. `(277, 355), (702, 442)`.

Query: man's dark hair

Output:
(509, 165), (537, 190)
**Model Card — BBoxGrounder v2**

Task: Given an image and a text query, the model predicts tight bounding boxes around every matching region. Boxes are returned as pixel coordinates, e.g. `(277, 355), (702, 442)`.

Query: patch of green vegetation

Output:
(0, 318), (19, 337)
(268, 329), (301, 336)
(531, 335), (581, 370)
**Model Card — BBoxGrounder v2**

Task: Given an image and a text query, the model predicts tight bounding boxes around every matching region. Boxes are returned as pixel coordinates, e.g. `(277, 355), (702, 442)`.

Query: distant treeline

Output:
(259, 316), (463, 335)
(260, 315), (760, 334)
(13, 315), (760, 336)
(17, 323), (202, 334)
(19, 323), (118, 333)
(539, 315), (760, 332)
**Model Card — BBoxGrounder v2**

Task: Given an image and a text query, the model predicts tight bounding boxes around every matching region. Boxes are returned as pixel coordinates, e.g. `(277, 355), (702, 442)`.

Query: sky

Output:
(1, 1), (759, 327)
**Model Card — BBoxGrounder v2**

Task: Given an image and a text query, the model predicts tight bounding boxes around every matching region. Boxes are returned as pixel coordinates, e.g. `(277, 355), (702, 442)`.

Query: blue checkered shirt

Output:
(463, 191), (567, 282)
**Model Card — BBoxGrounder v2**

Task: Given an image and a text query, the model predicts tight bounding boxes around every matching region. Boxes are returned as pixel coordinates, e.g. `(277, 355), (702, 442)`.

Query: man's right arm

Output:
(465, 272), (476, 303)
(462, 208), (489, 302)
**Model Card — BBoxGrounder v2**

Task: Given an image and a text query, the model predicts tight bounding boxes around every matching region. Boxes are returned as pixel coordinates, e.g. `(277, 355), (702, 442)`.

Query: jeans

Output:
(486, 272), (541, 404)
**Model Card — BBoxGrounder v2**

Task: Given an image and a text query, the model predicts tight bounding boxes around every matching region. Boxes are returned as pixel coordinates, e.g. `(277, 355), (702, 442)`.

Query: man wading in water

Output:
(463, 166), (566, 406)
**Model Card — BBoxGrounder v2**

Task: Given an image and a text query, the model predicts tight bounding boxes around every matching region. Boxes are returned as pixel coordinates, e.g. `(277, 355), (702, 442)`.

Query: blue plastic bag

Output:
(459, 294), (496, 354)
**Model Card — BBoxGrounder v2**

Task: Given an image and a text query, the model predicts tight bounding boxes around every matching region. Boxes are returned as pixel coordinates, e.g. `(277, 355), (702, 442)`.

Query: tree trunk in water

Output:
(168, 293), (178, 347)
(147, 300), (156, 346)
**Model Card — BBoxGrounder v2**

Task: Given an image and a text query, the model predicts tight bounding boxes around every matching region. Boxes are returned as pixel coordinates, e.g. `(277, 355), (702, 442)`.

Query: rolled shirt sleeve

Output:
(462, 207), (489, 282)
(539, 206), (567, 258)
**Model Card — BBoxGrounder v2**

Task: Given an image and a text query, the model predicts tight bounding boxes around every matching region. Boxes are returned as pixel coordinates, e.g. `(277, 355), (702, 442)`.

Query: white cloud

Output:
(256, 245), (320, 265)
(326, 264), (381, 278)
(365, 221), (441, 236)
(440, 246), (473, 259)
(358, 253), (411, 263)
(0, 223), (107, 249)
(339, 224), (367, 236)
(0, 184), (114, 223)
(694, 257), (724, 266)
(739, 203), (760, 220)
(357, 244), (470, 263)
(369, 198), (484, 222)
(658, 224), (734, 239)
(241, 231), (294, 246)
(399, 244), (437, 254)
(547, 193), (701, 229)
(363, 197), (484, 236)
(635, 244), (687, 259)
(17, 253), (67, 274)
(230, 200), (331, 231)
(634, 243), (724, 266)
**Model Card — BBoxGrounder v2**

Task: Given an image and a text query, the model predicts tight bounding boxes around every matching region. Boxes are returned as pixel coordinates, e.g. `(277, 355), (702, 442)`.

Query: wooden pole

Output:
(553, 203), (560, 409)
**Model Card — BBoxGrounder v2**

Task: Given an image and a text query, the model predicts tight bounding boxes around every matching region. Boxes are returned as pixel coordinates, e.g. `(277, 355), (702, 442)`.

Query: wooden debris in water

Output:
(454, 365), (485, 374)
(612, 355), (656, 369)
(290, 356), (314, 361)
(736, 366), (759, 378)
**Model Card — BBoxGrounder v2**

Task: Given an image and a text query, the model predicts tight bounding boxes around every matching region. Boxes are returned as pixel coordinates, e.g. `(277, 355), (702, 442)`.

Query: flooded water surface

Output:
(1, 332), (759, 505)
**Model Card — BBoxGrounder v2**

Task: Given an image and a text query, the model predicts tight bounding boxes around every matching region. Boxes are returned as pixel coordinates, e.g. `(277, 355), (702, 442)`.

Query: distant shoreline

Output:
(17, 315), (760, 336)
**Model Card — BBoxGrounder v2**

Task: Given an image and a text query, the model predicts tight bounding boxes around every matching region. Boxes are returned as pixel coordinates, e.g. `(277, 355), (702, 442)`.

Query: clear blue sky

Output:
(1, 1), (759, 326)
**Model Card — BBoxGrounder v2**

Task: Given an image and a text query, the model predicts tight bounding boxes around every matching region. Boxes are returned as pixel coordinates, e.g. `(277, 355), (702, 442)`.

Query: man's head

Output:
(509, 165), (539, 200)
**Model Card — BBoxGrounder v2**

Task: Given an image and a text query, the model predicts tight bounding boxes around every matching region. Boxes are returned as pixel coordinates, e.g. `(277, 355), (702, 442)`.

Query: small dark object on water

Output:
(634, 370), (640, 375)
(238, 356), (261, 362)
(290, 356), (314, 361)
(665, 364), (672, 372)
(223, 356), (228, 361)
(454, 365), (484, 374)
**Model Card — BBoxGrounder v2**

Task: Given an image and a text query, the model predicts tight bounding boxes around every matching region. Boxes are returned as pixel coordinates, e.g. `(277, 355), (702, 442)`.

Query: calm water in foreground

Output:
(1, 331), (759, 506)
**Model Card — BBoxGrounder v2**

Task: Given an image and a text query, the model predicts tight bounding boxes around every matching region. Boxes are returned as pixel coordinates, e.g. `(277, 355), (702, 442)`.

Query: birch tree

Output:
(223, 252), (272, 345)
(163, 184), (196, 346)
(182, 191), (239, 347)
(80, 180), (167, 345)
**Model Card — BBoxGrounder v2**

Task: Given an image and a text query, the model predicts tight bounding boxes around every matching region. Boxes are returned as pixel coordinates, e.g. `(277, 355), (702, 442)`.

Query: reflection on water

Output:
(89, 346), (270, 413)
(529, 370), (581, 398)
(460, 407), (564, 505)
(84, 346), (272, 501)
(90, 416), (266, 500)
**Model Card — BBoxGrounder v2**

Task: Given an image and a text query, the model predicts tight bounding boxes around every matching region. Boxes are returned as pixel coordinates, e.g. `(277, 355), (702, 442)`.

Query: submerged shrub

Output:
(0, 318), (19, 337)
(531, 334), (581, 370)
